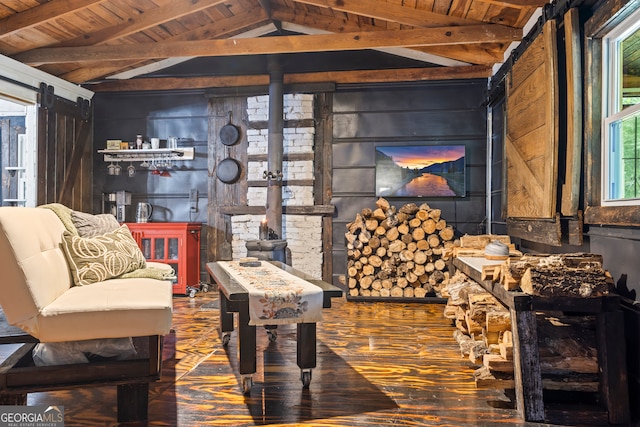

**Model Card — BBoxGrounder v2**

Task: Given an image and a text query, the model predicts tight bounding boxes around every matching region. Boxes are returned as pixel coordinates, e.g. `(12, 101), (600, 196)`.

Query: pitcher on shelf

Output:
(136, 202), (153, 223)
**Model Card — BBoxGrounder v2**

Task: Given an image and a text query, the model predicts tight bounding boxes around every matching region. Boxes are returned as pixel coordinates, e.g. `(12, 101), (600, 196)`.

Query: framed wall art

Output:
(375, 144), (466, 197)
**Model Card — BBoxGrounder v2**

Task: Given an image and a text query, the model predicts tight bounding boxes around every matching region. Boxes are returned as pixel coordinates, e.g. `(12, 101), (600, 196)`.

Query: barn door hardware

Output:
(77, 97), (91, 121)
(39, 83), (55, 109)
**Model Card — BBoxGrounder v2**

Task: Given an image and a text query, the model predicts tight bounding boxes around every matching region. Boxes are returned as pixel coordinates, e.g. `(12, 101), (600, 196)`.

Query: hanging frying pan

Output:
(216, 158), (241, 184)
(220, 112), (240, 146)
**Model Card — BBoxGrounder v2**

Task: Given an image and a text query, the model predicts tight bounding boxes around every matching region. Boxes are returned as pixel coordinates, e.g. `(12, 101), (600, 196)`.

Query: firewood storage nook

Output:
(452, 254), (630, 424)
(345, 197), (455, 301)
(346, 198), (629, 424)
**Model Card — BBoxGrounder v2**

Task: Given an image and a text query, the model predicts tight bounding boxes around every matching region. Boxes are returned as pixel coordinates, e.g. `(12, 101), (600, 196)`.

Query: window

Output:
(0, 98), (37, 207)
(602, 7), (640, 205)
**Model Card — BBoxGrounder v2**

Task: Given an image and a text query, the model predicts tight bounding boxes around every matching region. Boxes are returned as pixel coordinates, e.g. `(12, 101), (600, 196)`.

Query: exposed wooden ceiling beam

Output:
(0, 0), (108, 38)
(54, 0), (229, 48)
(292, 0), (481, 27)
(273, 7), (481, 65)
(477, 0), (549, 8)
(86, 65), (492, 92)
(15, 25), (521, 64)
(59, 7), (271, 83)
(281, 22), (469, 66)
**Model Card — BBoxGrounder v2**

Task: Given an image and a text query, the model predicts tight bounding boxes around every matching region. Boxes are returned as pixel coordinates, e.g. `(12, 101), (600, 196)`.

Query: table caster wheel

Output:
(267, 329), (277, 342)
(221, 332), (231, 346)
(301, 370), (312, 388)
(241, 376), (252, 395)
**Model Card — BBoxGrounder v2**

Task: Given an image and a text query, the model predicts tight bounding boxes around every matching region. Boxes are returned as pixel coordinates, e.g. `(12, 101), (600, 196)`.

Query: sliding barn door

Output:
(37, 96), (93, 211)
(506, 20), (559, 219)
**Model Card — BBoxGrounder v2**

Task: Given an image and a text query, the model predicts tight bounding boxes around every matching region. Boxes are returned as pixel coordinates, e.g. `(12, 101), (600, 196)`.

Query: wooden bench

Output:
(206, 261), (343, 394)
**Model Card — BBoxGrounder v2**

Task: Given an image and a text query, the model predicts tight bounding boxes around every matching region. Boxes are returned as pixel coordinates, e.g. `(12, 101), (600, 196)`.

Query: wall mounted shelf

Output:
(98, 147), (195, 162)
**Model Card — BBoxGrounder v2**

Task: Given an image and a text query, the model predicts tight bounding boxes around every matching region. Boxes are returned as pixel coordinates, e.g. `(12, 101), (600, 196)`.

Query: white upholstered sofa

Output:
(0, 205), (173, 422)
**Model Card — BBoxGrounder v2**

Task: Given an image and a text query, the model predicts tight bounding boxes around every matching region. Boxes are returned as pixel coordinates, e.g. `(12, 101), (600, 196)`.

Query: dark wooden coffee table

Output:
(206, 260), (343, 394)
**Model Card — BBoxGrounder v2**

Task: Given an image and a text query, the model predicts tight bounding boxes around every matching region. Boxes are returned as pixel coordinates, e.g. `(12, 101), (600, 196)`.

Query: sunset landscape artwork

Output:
(375, 145), (466, 198)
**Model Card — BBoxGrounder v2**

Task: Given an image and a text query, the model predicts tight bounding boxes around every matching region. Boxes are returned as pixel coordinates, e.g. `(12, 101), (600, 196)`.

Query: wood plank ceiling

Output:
(0, 0), (545, 91)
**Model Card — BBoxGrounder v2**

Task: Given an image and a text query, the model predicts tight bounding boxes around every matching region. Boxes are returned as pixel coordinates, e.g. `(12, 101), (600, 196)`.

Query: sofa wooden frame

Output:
(0, 314), (164, 422)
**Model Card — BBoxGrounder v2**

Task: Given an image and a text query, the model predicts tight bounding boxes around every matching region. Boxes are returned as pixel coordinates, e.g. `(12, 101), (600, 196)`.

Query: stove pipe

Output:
(265, 56), (284, 238)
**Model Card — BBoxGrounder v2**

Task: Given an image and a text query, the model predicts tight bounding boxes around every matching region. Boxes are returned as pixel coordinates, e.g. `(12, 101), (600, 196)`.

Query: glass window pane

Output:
(622, 27), (640, 110)
(608, 111), (640, 200)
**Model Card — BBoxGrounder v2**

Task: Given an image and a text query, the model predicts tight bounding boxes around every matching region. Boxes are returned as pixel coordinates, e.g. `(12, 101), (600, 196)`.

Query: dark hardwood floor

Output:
(27, 291), (623, 426)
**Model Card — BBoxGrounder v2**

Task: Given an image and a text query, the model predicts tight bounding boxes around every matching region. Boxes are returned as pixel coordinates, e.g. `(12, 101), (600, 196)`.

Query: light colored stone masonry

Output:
(246, 127), (315, 155)
(247, 186), (314, 207)
(247, 94), (314, 121)
(231, 214), (323, 279)
(231, 93), (323, 278)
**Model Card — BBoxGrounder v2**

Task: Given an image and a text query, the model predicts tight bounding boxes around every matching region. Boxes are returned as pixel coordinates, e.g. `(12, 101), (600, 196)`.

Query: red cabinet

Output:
(125, 222), (201, 295)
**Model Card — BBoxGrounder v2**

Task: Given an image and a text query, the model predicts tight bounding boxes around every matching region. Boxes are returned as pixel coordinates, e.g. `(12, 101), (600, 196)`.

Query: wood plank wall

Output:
(330, 80), (488, 286)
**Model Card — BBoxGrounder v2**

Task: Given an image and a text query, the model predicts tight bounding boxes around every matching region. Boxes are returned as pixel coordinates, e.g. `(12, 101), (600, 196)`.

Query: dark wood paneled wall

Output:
(93, 90), (209, 281)
(207, 96), (248, 262)
(330, 80), (488, 285)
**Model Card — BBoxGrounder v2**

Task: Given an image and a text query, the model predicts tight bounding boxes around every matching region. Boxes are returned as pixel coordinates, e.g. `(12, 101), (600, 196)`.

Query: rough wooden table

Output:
(454, 256), (630, 425)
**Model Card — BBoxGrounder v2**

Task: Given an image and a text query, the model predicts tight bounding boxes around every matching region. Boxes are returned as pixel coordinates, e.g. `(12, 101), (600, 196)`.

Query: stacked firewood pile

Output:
(442, 271), (512, 365)
(345, 198), (458, 298)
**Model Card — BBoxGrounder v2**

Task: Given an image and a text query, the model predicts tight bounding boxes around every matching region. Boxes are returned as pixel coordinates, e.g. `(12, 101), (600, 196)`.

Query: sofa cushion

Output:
(62, 225), (147, 286)
(38, 278), (173, 342)
(71, 210), (121, 238)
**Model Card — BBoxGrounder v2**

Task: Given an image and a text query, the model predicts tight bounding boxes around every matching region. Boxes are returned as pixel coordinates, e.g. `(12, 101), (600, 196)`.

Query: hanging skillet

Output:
(216, 158), (241, 184)
(219, 112), (240, 146)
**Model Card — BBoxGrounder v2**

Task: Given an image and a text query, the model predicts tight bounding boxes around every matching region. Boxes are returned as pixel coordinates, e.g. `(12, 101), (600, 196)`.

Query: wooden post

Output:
(510, 307), (545, 421)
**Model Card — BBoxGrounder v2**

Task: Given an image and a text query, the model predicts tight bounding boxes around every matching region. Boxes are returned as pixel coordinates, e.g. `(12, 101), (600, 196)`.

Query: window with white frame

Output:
(602, 7), (640, 206)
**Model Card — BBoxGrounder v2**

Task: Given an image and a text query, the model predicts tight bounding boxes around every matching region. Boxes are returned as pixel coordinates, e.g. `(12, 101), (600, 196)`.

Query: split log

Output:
(428, 209), (441, 221)
(499, 330), (513, 360)
(483, 353), (514, 372)
(368, 255), (383, 267)
(520, 264), (611, 297)
(459, 234), (511, 249)
(386, 227), (399, 241)
(372, 208), (387, 221)
(397, 223), (410, 235)
(415, 209), (429, 221)
(390, 286), (404, 297)
(427, 234), (440, 248)
(412, 227), (425, 241)
(439, 226), (455, 241)
(376, 197), (391, 212)
(422, 219), (437, 234)
(414, 287), (428, 298)
(399, 203), (419, 215)
(360, 276), (373, 289)
(365, 218), (379, 231)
